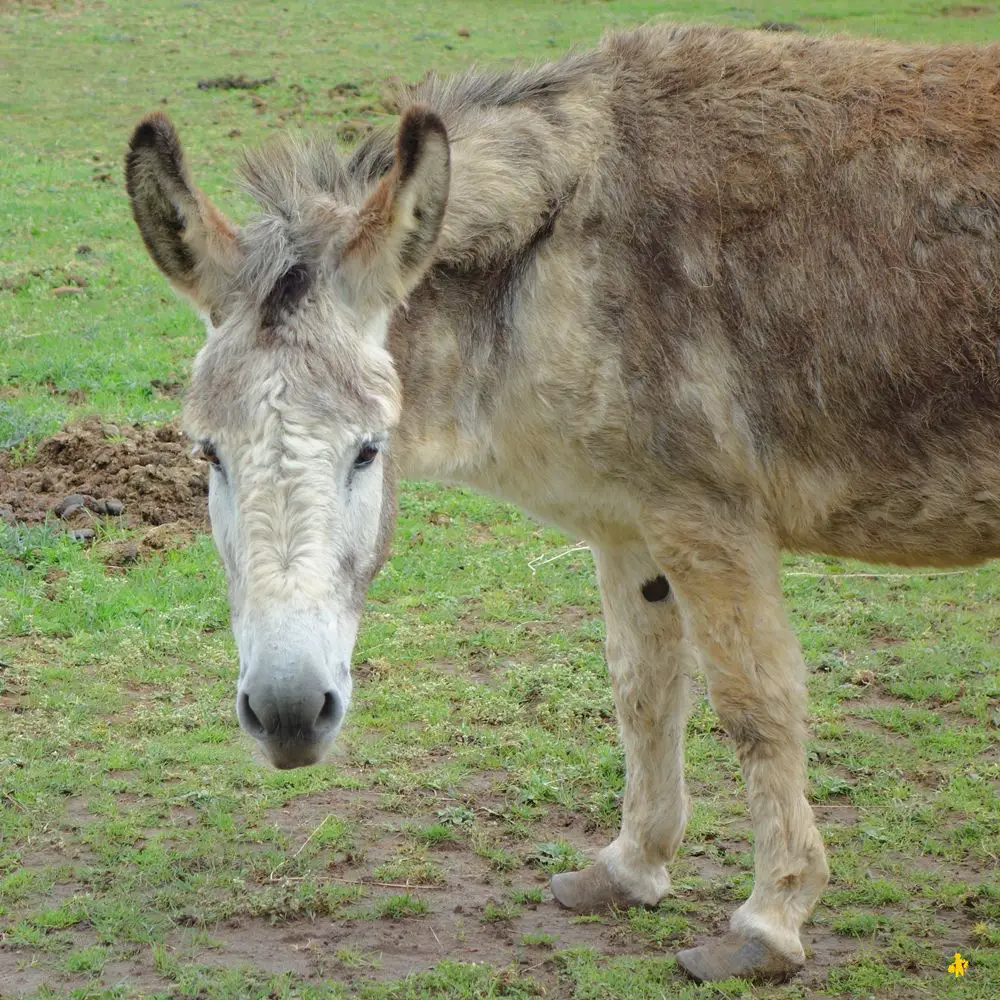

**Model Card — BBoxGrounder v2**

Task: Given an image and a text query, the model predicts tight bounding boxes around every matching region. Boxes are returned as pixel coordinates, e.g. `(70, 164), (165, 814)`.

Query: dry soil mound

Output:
(0, 418), (209, 533)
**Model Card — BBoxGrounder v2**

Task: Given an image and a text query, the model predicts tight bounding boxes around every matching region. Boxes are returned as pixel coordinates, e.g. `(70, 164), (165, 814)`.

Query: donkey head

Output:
(125, 111), (450, 768)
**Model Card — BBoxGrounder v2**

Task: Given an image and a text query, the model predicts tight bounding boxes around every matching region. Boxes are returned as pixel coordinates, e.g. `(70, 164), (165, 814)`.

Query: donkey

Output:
(125, 22), (1000, 982)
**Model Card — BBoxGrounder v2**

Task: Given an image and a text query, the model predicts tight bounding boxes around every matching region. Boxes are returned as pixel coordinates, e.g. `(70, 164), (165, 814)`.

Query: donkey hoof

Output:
(550, 862), (648, 913)
(676, 931), (804, 984)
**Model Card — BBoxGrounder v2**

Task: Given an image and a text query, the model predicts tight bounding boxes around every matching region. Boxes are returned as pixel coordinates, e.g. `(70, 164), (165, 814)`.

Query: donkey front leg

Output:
(645, 520), (829, 983)
(551, 540), (693, 912)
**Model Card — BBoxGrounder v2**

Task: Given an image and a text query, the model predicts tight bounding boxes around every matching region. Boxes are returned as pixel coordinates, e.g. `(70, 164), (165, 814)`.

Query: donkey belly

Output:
(777, 440), (1000, 567)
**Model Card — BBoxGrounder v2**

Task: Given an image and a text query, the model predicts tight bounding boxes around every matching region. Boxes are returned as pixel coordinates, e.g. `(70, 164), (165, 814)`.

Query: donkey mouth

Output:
(261, 735), (334, 769)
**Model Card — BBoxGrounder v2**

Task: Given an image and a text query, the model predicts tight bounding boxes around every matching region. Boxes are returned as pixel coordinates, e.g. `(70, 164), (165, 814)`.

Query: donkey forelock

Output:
(233, 139), (354, 334)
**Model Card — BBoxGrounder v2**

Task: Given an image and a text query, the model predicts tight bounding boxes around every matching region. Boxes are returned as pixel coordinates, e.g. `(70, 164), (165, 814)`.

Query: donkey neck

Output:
(381, 59), (626, 524)
(385, 208), (639, 536)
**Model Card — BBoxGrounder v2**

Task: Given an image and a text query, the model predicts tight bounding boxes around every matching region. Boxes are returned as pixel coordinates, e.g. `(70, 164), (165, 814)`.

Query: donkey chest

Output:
(464, 447), (642, 544)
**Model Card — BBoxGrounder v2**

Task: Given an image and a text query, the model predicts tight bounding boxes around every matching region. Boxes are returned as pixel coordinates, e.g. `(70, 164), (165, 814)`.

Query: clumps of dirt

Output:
(940, 4), (996, 16)
(757, 21), (805, 32)
(197, 74), (275, 90)
(101, 522), (198, 568)
(150, 378), (183, 398)
(0, 417), (209, 533)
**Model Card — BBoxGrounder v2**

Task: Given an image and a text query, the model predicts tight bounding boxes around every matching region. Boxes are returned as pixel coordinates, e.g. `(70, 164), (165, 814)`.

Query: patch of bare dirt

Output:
(1, 937), (175, 1000)
(0, 927), (99, 998)
(940, 3), (995, 15)
(197, 74), (275, 91)
(94, 962), (173, 995)
(193, 789), (639, 987)
(0, 960), (170, 1000)
(813, 803), (861, 827)
(797, 928), (868, 986)
(1, 417), (208, 532)
(193, 899), (625, 989)
(165, 782), (987, 994)
(0, 965), (54, 1000)
(227, 784), (678, 989)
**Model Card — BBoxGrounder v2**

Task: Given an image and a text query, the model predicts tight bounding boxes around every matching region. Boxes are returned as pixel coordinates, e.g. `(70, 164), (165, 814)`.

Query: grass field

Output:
(2, 1), (1000, 997)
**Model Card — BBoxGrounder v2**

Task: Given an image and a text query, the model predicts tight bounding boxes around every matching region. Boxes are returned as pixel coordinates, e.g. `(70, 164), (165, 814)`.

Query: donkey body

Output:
(126, 24), (1000, 982)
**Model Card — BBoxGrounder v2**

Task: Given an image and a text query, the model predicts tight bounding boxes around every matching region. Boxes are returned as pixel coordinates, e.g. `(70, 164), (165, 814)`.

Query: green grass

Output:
(3, 0), (1000, 998)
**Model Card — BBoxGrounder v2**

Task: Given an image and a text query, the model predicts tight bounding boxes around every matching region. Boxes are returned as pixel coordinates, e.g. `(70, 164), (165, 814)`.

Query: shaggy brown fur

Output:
(127, 23), (1000, 983)
(383, 26), (1000, 567)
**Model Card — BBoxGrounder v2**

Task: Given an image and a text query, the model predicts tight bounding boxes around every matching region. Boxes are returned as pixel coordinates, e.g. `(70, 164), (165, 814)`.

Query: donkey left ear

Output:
(342, 106), (450, 307)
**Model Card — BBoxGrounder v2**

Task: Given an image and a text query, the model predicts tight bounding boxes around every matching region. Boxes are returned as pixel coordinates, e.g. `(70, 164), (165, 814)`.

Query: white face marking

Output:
(186, 300), (400, 769)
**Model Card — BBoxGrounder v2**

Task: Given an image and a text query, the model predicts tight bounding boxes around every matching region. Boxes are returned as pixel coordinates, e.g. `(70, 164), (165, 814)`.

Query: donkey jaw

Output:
(259, 733), (337, 770)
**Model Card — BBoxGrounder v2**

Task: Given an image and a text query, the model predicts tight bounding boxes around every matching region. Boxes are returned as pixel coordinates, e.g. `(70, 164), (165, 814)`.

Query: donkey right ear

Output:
(125, 113), (241, 319)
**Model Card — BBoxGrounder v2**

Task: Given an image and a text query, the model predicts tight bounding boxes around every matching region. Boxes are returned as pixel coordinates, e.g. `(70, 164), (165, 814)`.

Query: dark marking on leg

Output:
(641, 574), (670, 603)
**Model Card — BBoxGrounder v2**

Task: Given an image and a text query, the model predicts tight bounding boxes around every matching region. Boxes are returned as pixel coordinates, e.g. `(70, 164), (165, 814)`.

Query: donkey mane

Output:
(241, 49), (600, 210)
(235, 47), (609, 323)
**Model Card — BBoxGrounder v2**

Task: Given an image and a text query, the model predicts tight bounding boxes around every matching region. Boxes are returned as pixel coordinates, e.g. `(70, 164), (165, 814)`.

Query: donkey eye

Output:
(197, 441), (221, 467)
(353, 443), (379, 469)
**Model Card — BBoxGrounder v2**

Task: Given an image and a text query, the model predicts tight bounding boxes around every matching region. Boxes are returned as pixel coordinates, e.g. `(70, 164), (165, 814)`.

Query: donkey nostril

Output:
(318, 692), (336, 723)
(315, 690), (343, 734)
(238, 691), (267, 738)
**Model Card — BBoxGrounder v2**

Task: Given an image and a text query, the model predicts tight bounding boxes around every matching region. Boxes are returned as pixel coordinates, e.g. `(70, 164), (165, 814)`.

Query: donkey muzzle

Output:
(233, 608), (355, 767)
(237, 669), (345, 768)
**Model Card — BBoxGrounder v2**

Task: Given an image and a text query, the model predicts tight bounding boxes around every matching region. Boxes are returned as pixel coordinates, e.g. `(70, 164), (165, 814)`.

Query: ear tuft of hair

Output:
(396, 106), (448, 184)
(128, 112), (178, 153)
